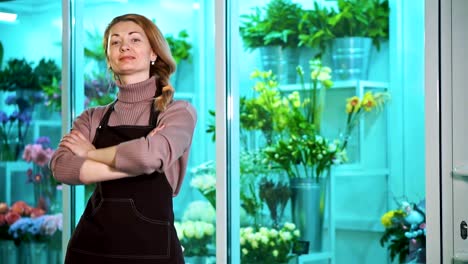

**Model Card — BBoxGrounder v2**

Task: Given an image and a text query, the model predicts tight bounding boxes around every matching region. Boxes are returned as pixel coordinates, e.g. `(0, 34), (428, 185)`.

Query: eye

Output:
(131, 38), (141, 43)
(111, 40), (120, 45)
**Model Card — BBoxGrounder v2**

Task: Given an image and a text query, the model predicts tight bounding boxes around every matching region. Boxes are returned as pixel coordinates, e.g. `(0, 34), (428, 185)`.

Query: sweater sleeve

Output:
(49, 107), (102, 185)
(114, 101), (197, 178)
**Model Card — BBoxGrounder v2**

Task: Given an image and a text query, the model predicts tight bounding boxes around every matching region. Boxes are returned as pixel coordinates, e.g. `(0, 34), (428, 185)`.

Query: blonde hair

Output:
(103, 13), (176, 111)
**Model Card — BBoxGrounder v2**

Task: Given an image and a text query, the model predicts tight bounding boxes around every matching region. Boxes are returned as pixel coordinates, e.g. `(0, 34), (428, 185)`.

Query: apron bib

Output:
(65, 102), (184, 264)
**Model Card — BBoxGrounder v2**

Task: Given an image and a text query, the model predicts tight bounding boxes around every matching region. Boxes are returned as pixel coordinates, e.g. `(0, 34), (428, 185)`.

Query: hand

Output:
(148, 124), (166, 137)
(60, 130), (96, 158)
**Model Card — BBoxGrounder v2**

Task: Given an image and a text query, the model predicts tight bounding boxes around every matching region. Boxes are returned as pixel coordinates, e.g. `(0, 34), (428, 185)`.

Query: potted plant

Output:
(298, 2), (335, 59)
(329, 0), (390, 51)
(165, 30), (192, 88)
(0, 58), (39, 92)
(166, 30), (192, 65)
(239, 0), (305, 84)
(327, 0), (390, 80)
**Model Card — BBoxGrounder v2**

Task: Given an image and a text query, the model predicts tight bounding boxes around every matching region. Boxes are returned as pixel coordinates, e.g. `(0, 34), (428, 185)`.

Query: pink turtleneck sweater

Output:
(50, 77), (197, 195)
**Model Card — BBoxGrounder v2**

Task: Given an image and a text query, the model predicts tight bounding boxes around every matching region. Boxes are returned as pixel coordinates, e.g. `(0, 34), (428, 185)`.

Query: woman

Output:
(51, 13), (196, 263)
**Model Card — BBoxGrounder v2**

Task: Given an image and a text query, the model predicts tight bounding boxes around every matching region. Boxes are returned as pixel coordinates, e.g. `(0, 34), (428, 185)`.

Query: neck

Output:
(117, 72), (150, 85)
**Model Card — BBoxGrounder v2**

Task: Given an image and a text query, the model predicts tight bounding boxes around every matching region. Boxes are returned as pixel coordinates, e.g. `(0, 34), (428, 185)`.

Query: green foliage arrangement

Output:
(0, 59), (38, 91)
(166, 30), (192, 64)
(329, 0), (390, 50)
(298, 2), (335, 56)
(239, 0), (304, 50)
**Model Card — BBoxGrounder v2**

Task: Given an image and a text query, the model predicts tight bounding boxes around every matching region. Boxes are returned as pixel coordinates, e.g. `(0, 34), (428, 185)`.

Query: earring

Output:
(151, 61), (155, 65)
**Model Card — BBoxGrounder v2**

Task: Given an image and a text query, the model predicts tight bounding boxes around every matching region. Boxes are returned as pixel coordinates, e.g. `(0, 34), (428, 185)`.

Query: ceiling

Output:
(0, 0), (60, 14)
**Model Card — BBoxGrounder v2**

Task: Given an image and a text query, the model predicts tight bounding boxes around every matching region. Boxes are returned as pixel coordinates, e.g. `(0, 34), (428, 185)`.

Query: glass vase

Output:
(33, 164), (61, 213)
(0, 140), (15, 161)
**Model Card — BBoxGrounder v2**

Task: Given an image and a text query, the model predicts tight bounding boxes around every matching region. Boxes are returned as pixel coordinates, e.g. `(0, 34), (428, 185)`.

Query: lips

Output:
(119, 56), (135, 61)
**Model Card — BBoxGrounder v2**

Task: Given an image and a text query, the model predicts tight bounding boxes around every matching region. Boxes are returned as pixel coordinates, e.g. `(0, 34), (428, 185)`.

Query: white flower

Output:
(280, 231), (292, 242)
(284, 222), (296, 231)
(272, 249), (279, 257)
(183, 221), (195, 238)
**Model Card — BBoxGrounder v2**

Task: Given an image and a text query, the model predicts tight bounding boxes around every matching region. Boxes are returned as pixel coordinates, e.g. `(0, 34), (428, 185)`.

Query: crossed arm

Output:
(59, 126), (164, 184)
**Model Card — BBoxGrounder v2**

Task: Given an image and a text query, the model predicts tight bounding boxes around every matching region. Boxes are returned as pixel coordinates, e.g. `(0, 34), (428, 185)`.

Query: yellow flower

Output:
(361, 92), (376, 111)
(381, 211), (395, 228)
(346, 96), (361, 113)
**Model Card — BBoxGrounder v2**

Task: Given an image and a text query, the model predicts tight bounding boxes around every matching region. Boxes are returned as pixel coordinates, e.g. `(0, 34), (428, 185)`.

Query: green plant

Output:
(0, 58), (38, 91)
(0, 58), (60, 92)
(34, 58), (61, 88)
(329, 0), (390, 50)
(165, 30), (192, 64)
(298, 2), (335, 57)
(239, 0), (304, 50)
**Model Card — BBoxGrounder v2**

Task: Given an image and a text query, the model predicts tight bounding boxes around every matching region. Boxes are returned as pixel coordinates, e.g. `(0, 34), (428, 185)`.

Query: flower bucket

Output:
(259, 46), (301, 85)
(329, 37), (372, 81)
(0, 240), (18, 263)
(290, 177), (326, 253)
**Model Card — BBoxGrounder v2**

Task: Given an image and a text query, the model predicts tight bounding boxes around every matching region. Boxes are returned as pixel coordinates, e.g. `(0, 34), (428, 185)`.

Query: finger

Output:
(76, 131), (88, 141)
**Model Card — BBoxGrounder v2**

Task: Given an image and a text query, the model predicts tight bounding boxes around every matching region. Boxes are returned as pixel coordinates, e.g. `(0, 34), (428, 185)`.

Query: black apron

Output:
(65, 102), (184, 264)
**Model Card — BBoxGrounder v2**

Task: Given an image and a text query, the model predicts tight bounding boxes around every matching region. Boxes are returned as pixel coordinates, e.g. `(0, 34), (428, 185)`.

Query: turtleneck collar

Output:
(116, 76), (157, 103)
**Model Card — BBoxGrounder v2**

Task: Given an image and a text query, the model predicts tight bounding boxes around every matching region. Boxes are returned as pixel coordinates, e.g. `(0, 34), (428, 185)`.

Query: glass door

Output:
(0, 1), (64, 263)
(223, 0), (427, 263)
(62, 0), (216, 263)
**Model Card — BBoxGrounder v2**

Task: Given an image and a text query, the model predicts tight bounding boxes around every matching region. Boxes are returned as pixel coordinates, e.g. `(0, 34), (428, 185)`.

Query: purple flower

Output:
(32, 92), (44, 102)
(9, 111), (18, 121)
(18, 112), (32, 124)
(5, 95), (17, 105)
(35, 136), (51, 147)
(0, 111), (8, 124)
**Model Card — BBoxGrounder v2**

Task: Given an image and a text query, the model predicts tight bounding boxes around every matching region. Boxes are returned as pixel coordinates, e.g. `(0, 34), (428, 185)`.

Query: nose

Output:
(120, 41), (130, 52)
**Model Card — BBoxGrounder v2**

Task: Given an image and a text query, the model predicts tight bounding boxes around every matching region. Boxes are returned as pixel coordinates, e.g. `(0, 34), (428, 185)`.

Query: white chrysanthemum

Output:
(280, 231), (292, 241)
(272, 249), (279, 257)
(183, 221), (195, 238)
(204, 223), (215, 236)
(259, 227), (268, 235)
(269, 229), (278, 237)
(293, 230), (300, 237)
(284, 222), (296, 231)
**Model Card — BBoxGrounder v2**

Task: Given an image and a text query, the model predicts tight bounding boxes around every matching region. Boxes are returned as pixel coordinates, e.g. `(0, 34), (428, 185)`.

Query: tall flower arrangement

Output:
(259, 59), (389, 182)
(257, 60), (347, 182)
(22, 137), (61, 213)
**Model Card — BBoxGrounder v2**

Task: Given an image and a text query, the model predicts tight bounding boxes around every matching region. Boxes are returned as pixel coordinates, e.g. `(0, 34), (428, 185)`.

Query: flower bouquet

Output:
(22, 137), (61, 213)
(380, 199), (426, 263)
(240, 222), (300, 264)
(0, 200), (62, 246)
(174, 220), (215, 257)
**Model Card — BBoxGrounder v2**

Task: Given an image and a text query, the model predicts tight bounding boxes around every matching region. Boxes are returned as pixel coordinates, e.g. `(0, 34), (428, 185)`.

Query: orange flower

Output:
(346, 96), (361, 113)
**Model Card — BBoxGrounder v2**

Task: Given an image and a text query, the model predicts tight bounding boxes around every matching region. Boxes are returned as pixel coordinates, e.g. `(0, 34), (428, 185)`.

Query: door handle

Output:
(453, 165), (468, 177)
(454, 253), (468, 262)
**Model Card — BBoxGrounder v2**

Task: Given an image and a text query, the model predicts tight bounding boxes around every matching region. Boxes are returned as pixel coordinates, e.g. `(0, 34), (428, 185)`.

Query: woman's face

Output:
(107, 21), (157, 84)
